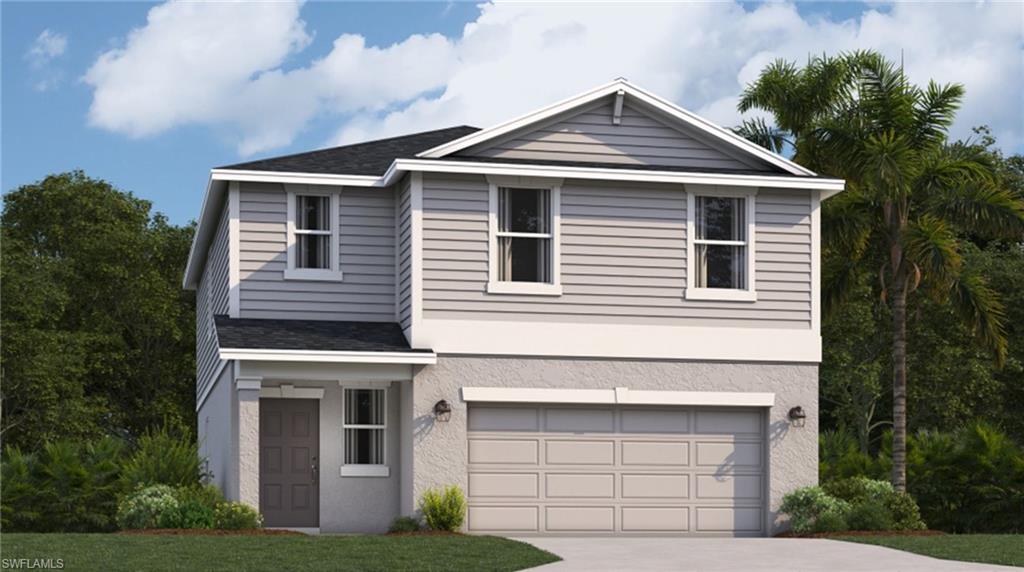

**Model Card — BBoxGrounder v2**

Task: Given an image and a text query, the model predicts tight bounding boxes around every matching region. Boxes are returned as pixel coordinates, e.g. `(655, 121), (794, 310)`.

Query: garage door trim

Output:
(461, 386), (775, 407)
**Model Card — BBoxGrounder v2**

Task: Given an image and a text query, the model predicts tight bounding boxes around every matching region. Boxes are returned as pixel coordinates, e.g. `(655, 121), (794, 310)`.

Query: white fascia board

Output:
(415, 78), (816, 177)
(210, 169), (383, 187)
(394, 159), (844, 193)
(461, 387), (775, 407)
(218, 347), (437, 365)
(183, 177), (227, 289)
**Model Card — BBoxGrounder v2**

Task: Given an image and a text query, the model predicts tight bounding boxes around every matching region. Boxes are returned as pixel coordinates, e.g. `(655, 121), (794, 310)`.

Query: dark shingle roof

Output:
(214, 316), (430, 353)
(219, 126), (480, 176)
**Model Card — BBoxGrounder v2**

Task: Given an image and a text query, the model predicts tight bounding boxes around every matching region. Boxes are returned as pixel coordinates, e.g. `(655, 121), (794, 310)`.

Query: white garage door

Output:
(466, 404), (766, 536)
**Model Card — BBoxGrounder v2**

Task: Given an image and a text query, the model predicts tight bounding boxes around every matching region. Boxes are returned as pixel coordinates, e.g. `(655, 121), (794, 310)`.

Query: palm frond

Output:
(952, 272), (1009, 365)
(913, 81), (964, 147)
(822, 256), (863, 316)
(903, 214), (962, 290)
(733, 118), (789, 154)
(927, 182), (1024, 238)
(822, 188), (877, 256)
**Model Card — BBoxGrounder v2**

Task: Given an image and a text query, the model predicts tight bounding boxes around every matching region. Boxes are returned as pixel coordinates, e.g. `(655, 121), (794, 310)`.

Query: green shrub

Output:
(1, 437), (126, 532)
(846, 500), (895, 531)
(780, 486), (851, 534)
(887, 491), (926, 531)
(117, 485), (179, 529)
(823, 477), (925, 531)
(159, 499), (215, 529)
(812, 510), (849, 533)
(819, 430), (885, 482)
(420, 485), (467, 532)
(388, 516), (422, 533)
(214, 502), (263, 530)
(120, 424), (208, 490)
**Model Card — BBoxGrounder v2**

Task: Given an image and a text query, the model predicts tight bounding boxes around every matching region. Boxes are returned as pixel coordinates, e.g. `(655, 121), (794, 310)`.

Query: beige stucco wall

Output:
(408, 356), (818, 535)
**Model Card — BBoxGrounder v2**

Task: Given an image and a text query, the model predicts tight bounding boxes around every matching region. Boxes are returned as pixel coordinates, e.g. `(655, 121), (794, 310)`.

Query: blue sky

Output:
(3, 1), (1021, 225)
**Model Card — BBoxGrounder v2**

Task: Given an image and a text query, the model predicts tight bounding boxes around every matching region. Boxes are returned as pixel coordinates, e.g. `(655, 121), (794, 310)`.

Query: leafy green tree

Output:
(1, 171), (196, 449)
(740, 52), (1024, 490)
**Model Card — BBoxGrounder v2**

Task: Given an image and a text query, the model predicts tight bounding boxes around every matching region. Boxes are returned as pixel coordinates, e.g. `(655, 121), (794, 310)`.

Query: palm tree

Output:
(739, 51), (1024, 491)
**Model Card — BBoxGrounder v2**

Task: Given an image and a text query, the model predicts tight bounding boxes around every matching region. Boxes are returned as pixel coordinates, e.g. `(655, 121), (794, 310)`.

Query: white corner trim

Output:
(811, 192), (822, 334)
(219, 348), (438, 365)
(415, 79), (816, 177)
(235, 376), (262, 391)
(409, 172), (425, 347)
(340, 465), (390, 477)
(260, 384), (325, 399)
(685, 185), (758, 302)
(461, 386), (775, 407)
(228, 183), (240, 318)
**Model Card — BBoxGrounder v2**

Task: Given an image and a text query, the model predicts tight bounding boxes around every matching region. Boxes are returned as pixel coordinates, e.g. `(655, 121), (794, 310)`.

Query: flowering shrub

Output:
(213, 502), (263, 530)
(116, 485), (179, 529)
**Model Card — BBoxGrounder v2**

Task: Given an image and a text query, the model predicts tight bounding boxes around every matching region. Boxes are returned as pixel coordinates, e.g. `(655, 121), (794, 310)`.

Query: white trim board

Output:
(461, 386), (775, 407)
(418, 318), (821, 363)
(219, 348), (438, 365)
(260, 384), (325, 399)
(416, 78), (816, 177)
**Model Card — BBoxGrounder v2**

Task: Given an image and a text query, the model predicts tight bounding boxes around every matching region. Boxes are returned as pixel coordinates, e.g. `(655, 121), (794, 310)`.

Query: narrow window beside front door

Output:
(497, 188), (552, 283)
(343, 388), (386, 465)
(295, 195), (331, 270)
(694, 196), (747, 289)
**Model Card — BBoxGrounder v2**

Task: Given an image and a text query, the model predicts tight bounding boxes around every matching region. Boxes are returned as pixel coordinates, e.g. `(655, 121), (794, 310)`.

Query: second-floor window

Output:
(487, 178), (563, 296)
(286, 186), (342, 281)
(498, 188), (552, 283)
(686, 187), (757, 301)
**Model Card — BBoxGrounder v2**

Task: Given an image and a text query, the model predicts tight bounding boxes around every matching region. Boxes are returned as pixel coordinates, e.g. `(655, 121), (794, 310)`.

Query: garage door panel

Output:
(468, 438), (538, 464)
(469, 506), (539, 532)
(545, 408), (615, 433)
(546, 506), (615, 531)
(696, 475), (762, 499)
(695, 506), (763, 533)
(620, 409), (690, 433)
(546, 473), (615, 498)
(621, 441), (689, 466)
(467, 405), (766, 536)
(621, 474), (689, 499)
(694, 410), (762, 436)
(546, 440), (615, 465)
(621, 507), (689, 532)
(468, 407), (539, 432)
(469, 472), (539, 498)
(695, 441), (762, 469)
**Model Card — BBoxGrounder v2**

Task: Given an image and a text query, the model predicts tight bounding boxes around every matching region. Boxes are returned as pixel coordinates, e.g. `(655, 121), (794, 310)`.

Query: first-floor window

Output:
(497, 187), (552, 283)
(343, 388), (386, 465)
(694, 195), (748, 289)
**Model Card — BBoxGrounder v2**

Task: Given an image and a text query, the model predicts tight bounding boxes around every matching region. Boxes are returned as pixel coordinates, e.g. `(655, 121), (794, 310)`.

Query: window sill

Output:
(340, 465), (390, 477)
(284, 269), (344, 282)
(486, 282), (562, 296)
(685, 288), (758, 302)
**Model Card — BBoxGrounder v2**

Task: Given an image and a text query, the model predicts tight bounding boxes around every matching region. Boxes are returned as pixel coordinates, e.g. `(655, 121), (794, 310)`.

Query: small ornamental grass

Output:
(419, 486), (467, 532)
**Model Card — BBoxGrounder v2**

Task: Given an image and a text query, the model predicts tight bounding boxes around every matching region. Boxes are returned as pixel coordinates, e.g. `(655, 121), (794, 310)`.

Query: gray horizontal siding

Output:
(197, 203), (230, 400)
(238, 182), (396, 322)
(462, 99), (771, 172)
(421, 174), (812, 329)
(397, 176), (413, 330)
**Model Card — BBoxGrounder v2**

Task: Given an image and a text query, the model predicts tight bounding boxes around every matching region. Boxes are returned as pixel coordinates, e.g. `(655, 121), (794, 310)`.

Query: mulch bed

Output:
(120, 529), (304, 536)
(776, 530), (946, 538)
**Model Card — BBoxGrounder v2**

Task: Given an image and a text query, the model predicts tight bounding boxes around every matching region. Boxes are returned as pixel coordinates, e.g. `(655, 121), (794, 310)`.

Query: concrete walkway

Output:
(516, 537), (1021, 572)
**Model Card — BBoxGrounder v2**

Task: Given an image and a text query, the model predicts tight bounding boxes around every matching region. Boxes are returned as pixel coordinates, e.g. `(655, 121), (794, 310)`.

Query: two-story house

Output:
(183, 79), (844, 536)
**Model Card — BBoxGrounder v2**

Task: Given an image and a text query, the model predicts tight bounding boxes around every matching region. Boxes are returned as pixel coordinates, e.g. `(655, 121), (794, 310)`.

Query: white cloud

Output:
(84, 1), (1024, 156)
(26, 29), (68, 91)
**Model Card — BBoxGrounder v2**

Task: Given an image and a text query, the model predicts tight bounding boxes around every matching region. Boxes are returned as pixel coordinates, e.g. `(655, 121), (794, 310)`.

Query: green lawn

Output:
(0, 533), (560, 572)
(837, 534), (1024, 568)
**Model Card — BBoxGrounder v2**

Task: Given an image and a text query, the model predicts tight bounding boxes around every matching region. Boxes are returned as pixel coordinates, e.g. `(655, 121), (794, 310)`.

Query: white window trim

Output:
(285, 184), (343, 281)
(486, 175), (563, 296)
(340, 385), (389, 478)
(685, 185), (758, 302)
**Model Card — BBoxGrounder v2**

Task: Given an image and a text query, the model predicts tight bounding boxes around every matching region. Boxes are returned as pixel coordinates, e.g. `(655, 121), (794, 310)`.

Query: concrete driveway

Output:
(516, 537), (1021, 572)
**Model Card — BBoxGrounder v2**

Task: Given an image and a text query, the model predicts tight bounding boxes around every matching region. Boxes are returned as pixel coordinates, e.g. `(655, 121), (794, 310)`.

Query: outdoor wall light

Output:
(434, 399), (452, 422)
(788, 405), (807, 427)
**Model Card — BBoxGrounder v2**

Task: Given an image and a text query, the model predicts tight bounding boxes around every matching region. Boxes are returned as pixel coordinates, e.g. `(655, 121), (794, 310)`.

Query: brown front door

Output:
(260, 398), (319, 528)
